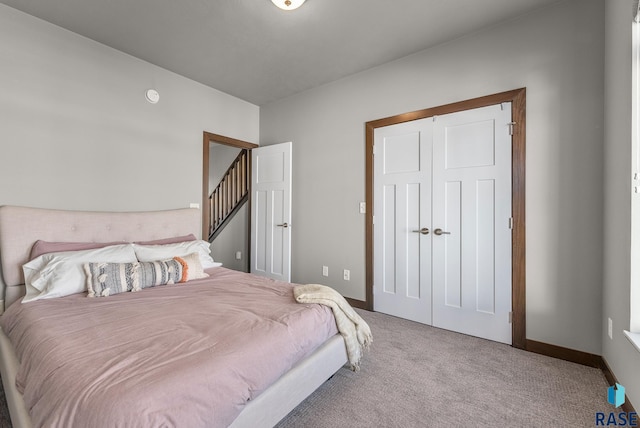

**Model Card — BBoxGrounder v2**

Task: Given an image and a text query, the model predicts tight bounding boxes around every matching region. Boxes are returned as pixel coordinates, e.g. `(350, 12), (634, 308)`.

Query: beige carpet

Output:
(276, 309), (611, 428)
(0, 309), (611, 427)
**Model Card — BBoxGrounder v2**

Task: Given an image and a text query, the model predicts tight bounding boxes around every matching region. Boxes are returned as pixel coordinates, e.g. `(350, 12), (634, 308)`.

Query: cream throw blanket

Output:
(293, 284), (372, 371)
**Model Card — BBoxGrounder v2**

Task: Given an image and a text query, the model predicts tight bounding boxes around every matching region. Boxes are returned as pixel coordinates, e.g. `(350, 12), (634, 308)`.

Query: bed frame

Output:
(0, 205), (347, 428)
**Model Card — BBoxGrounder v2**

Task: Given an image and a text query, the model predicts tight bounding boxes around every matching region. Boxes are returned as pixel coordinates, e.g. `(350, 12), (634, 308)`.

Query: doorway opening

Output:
(364, 88), (526, 348)
(202, 132), (258, 272)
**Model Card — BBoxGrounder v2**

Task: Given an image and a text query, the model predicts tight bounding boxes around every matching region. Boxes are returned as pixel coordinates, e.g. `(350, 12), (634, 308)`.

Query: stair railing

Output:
(208, 149), (249, 240)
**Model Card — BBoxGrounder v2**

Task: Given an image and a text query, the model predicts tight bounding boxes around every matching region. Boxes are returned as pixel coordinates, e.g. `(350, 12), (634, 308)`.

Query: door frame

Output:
(365, 88), (526, 349)
(202, 131), (258, 256)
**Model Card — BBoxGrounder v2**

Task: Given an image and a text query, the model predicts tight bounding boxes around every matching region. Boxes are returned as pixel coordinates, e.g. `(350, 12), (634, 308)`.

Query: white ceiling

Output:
(1, 0), (561, 105)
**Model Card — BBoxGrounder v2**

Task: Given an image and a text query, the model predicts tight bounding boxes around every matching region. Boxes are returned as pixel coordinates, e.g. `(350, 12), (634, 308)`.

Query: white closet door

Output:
(431, 104), (512, 344)
(373, 120), (433, 324)
(373, 103), (513, 344)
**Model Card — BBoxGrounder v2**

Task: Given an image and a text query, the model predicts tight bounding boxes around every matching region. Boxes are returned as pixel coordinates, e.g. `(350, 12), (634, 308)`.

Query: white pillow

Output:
(132, 240), (222, 269)
(22, 244), (138, 303)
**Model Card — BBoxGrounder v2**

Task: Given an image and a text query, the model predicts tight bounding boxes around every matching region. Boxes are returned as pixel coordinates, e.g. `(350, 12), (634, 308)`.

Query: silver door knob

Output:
(276, 222), (289, 228)
(412, 228), (430, 235)
(433, 228), (450, 236)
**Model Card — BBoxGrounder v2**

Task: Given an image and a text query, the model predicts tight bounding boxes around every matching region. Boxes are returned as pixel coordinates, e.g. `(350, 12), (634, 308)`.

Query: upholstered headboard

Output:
(0, 206), (201, 311)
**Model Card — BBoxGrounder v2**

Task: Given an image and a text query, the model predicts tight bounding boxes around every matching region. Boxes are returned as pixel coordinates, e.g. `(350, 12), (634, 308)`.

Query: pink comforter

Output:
(0, 268), (338, 427)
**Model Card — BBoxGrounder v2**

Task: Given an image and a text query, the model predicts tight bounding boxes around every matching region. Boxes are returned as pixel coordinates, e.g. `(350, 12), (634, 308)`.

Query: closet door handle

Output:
(412, 228), (430, 235)
(276, 222), (289, 228)
(433, 228), (450, 236)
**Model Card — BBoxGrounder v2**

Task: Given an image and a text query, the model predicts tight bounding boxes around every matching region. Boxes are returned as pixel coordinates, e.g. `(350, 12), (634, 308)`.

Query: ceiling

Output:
(1, 0), (561, 106)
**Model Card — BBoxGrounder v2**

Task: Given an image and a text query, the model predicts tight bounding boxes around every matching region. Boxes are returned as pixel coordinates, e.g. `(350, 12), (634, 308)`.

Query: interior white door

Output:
(250, 142), (292, 282)
(373, 103), (513, 344)
(431, 103), (512, 344)
(373, 120), (433, 324)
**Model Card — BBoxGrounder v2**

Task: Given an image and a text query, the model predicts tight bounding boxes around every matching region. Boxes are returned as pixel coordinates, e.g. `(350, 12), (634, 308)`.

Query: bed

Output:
(0, 205), (349, 428)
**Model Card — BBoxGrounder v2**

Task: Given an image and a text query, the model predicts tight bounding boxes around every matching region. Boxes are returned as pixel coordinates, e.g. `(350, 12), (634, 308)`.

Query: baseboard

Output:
(525, 339), (602, 368)
(526, 339), (636, 414)
(344, 297), (367, 310)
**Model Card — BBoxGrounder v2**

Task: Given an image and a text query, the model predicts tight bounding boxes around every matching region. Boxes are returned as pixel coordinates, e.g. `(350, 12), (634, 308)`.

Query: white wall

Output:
(210, 204), (249, 272)
(603, 0), (640, 408)
(261, 0), (605, 354)
(0, 4), (259, 215)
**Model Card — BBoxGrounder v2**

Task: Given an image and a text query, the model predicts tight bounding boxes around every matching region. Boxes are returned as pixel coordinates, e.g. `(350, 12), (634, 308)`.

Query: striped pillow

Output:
(84, 259), (184, 297)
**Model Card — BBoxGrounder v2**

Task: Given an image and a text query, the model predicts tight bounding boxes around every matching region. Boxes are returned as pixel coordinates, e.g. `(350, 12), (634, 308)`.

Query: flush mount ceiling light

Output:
(271, 0), (306, 11)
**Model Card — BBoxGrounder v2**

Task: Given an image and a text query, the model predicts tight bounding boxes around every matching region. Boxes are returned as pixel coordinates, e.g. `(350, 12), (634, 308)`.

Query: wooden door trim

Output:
(202, 131), (258, 247)
(364, 88), (526, 349)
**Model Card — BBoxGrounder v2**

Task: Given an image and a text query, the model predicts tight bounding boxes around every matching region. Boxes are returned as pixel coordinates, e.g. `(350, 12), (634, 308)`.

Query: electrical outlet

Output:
(322, 266), (329, 277)
(343, 269), (350, 281)
(608, 318), (613, 340)
(235, 251), (242, 260)
(189, 203), (200, 209)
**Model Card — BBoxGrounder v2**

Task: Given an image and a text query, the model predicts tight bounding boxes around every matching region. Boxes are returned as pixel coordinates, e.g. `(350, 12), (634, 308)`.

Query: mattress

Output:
(0, 267), (339, 427)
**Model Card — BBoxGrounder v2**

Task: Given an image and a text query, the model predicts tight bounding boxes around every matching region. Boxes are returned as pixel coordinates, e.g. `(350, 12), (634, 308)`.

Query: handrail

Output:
(208, 149), (249, 239)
